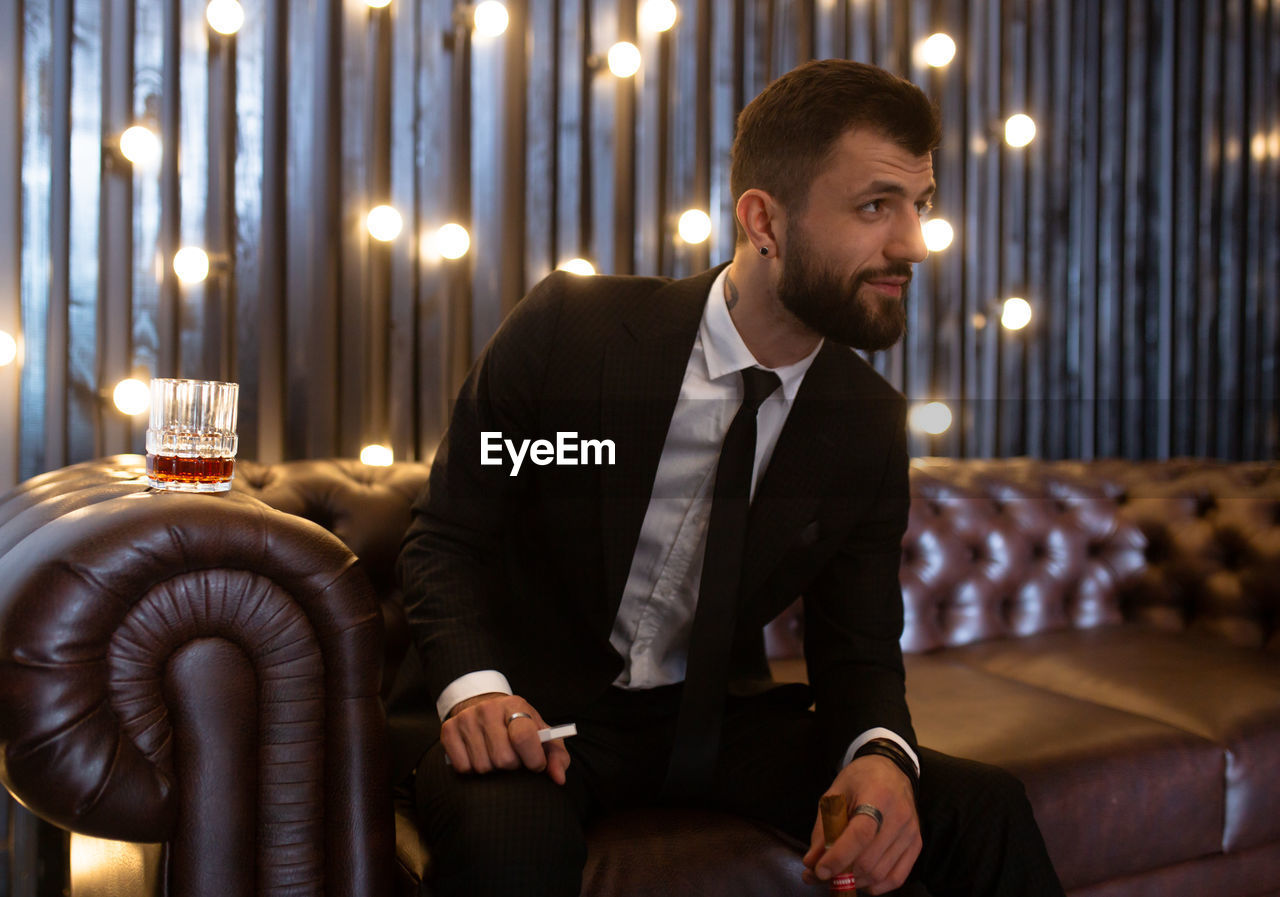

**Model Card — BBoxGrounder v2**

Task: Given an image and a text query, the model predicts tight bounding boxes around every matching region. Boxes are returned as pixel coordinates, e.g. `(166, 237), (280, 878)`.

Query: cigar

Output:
(818, 794), (859, 893)
(820, 794), (848, 846)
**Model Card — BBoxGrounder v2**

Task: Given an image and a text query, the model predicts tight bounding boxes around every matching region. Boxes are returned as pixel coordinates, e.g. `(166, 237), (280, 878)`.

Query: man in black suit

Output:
(397, 59), (1065, 896)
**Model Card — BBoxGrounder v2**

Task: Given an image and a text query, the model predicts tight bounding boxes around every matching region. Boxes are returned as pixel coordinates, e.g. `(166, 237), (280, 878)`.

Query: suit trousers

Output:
(413, 685), (1066, 897)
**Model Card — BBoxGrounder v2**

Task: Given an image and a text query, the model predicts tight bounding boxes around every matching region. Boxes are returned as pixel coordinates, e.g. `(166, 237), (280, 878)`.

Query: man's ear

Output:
(735, 189), (784, 256)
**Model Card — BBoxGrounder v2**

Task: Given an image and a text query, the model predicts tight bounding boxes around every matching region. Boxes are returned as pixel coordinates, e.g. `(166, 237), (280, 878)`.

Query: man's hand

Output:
(441, 692), (571, 785)
(802, 755), (921, 894)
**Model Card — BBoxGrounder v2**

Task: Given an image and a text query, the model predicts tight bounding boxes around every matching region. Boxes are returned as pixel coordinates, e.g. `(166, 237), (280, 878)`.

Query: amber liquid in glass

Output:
(146, 454), (235, 484)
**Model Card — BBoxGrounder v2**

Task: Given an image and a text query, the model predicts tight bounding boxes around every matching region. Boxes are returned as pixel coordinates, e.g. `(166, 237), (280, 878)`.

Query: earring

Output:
(759, 246), (769, 256)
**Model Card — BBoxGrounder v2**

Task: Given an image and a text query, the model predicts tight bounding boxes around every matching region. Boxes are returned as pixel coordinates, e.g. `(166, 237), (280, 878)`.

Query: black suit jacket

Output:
(395, 265), (916, 777)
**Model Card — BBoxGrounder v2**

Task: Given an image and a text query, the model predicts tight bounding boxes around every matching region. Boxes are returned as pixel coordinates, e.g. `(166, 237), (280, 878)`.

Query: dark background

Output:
(1, 0), (1277, 493)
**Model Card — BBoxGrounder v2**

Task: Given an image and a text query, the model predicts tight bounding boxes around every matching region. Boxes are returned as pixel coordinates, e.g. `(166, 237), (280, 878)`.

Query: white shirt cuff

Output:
(841, 727), (921, 777)
(436, 670), (513, 721)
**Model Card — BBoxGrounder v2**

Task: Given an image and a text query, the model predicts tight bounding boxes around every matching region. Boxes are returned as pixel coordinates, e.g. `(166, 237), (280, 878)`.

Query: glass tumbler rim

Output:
(151, 377), (239, 389)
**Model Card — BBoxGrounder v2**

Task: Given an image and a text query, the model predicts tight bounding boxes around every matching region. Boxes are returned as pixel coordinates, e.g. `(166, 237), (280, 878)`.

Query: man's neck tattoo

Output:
(725, 274), (741, 311)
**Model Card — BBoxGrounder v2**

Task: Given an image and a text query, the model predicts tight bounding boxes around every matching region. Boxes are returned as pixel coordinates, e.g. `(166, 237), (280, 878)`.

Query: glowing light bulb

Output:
(920, 33), (957, 67)
(559, 258), (596, 276)
(474, 1), (509, 37)
(119, 126), (162, 169)
(435, 223), (471, 260)
(173, 247), (211, 284)
(922, 218), (954, 252)
(367, 205), (403, 242)
(1004, 113), (1037, 148)
(640, 0), (678, 32)
(1001, 297), (1032, 330)
(0, 331), (17, 367)
(360, 444), (394, 466)
(677, 209), (712, 244)
(366, 0), (391, 7)
(607, 42), (642, 78)
(113, 378), (150, 416)
(909, 401), (953, 436)
(206, 0), (244, 35)
(1251, 133), (1269, 161)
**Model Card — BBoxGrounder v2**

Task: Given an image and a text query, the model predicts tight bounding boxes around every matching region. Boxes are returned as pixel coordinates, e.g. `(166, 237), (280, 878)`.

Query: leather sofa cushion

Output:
(948, 626), (1280, 854)
(904, 654), (1224, 891)
(771, 655), (1224, 891)
(1066, 838), (1280, 897)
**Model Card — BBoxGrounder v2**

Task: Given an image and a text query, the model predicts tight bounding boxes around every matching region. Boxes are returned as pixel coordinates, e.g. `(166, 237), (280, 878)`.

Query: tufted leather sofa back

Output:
(912, 457), (1280, 651)
(170, 454), (1280, 658)
(121, 454), (1280, 659)
(768, 457), (1280, 658)
(3, 453), (1275, 685)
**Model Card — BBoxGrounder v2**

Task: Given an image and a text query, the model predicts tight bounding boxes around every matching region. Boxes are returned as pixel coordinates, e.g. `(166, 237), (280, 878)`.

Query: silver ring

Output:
(852, 803), (884, 834)
(506, 712), (532, 727)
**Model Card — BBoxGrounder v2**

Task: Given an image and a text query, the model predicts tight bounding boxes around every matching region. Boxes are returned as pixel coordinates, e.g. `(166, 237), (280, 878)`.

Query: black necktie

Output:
(663, 366), (782, 799)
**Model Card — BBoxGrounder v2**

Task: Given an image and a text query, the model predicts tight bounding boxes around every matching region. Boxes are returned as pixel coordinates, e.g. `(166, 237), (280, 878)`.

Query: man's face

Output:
(776, 128), (935, 351)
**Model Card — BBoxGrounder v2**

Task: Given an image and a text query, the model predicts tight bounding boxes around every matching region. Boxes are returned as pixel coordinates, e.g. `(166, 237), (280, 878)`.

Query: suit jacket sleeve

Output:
(802, 399), (916, 772)
(395, 273), (568, 706)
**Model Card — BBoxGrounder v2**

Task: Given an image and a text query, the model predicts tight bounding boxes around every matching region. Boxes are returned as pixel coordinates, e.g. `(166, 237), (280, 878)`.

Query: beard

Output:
(776, 228), (911, 352)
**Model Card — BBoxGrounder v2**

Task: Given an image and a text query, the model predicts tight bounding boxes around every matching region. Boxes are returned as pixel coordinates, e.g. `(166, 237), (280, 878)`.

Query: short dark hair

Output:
(730, 59), (941, 235)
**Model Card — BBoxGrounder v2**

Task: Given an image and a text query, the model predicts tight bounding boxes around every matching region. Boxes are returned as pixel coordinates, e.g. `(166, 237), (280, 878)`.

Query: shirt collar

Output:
(700, 265), (821, 402)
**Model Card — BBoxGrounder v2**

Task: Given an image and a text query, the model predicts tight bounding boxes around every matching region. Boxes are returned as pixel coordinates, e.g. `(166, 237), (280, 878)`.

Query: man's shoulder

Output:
(508, 268), (710, 348)
(482, 271), (672, 356)
(817, 343), (907, 407)
(524, 269), (675, 308)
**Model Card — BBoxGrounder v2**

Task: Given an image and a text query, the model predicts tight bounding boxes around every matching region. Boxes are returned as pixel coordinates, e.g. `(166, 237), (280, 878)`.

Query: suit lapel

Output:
(599, 267), (724, 609)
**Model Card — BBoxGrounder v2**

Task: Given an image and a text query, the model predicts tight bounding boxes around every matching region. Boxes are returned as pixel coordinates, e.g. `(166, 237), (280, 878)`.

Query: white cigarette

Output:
(444, 723), (577, 766)
(539, 723), (577, 742)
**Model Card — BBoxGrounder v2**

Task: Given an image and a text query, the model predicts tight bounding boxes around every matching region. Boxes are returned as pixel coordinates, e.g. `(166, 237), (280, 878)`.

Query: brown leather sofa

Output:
(1, 455), (1278, 896)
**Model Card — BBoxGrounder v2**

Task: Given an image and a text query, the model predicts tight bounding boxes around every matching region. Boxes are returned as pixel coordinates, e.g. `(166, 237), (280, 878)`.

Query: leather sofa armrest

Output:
(0, 462), (394, 897)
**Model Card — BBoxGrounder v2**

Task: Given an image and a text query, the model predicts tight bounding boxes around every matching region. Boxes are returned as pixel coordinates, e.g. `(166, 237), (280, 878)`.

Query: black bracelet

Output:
(854, 738), (920, 803)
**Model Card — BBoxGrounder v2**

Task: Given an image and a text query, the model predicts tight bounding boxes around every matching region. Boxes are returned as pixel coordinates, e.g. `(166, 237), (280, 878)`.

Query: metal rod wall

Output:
(1, 0), (1278, 491)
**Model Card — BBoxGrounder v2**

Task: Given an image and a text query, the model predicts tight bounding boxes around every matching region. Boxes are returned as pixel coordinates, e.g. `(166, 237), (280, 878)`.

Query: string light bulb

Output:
(205, 0), (244, 35)
(558, 258), (596, 276)
(433, 223), (471, 260)
(909, 401), (953, 436)
(0, 331), (17, 367)
(366, 0), (392, 7)
(113, 378), (150, 416)
(677, 209), (712, 244)
(1001, 297), (1032, 330)
(473, 1), (509, 37)
(1251, 133), (1269, 162)
(1004, 113), (1037, 147)
(640, 0), (678, 32)
(922, 219), (954, 252)
(119, 125), (162, 169)
(367, 205), (403, 242)
(607, 42), (642, 77)
(360, 444), (394, 466)
(919, 33), (957, 67)
(173, 247), (211, 284)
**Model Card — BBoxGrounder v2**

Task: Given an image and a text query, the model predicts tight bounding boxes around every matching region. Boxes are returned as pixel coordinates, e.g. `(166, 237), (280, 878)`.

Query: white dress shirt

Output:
(435, 267), (919, 775)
